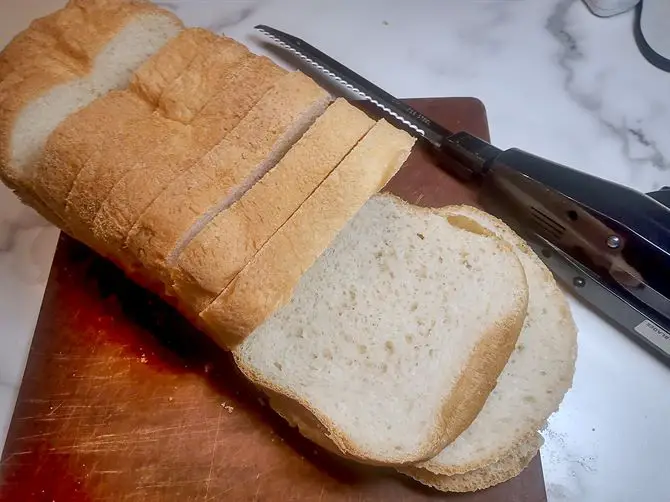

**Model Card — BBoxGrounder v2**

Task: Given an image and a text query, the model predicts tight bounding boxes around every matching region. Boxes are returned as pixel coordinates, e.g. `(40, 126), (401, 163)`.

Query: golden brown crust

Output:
(171, 98), (375, 314)
(200, 120), (416, 348)
(63, 108), (182, 234)
(157, 37), (251, 123)
(91, 57), (287, 265)
(62, 35), (251, 241)
(129, 27), (218, 107)
(125, 71), (331, 285)
(32, 91), (153, 221)
(399, 433), (543, 492)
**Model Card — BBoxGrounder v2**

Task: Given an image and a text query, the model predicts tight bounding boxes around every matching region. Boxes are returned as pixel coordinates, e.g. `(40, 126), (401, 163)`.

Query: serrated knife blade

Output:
(255, 25), (452, 148)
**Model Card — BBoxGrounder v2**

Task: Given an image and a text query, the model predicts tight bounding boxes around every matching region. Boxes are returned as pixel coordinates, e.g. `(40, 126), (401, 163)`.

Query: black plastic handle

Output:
(492, 148), (670, 255)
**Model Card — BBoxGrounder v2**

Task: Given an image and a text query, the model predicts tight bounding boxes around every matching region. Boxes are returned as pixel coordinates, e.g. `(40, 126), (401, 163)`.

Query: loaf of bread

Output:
(0, 0), (577, 493)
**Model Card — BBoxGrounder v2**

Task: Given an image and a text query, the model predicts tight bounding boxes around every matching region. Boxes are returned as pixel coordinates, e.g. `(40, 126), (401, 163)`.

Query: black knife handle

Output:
(488, 148), (670, 254)
(471, 147), (670, 364)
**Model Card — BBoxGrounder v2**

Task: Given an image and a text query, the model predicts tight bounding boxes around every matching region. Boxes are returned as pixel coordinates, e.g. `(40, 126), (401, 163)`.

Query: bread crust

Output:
(124, 71), (331, 285)
(33, 91), (154, 222)
(91, 57), (287, 266)
(129, 27), (219, 107)
(171, 98), (375, 314)
(62, 36), (251, 240)
(400, 433), (543, 492)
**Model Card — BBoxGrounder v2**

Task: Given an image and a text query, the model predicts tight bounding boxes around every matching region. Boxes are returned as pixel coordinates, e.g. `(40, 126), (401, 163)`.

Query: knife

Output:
(255, 25), (670, 365)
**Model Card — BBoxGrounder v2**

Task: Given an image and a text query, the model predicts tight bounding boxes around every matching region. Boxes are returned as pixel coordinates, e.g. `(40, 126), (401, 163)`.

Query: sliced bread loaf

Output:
(232, 194), (528, 464)
(0, 0), (182, 201)
(199, 120), (416, 347)
(171, 98), (375, 314)
(61, 36), (251, 236)
(124, 70), (332, 285)
(402, 432), (543, 493)
(92, 56), (287, 265)
(405, 205), (577, 479)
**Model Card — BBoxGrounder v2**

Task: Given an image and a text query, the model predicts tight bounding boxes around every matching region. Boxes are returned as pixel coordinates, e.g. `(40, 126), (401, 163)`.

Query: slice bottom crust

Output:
(400, 433), (543, 493)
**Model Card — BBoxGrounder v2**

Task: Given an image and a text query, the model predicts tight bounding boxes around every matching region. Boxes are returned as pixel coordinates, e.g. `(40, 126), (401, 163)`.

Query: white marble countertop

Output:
(1, 1), (669, 501)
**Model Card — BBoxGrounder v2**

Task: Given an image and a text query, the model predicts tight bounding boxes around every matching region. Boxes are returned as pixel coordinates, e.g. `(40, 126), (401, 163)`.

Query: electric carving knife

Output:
(255, 25), (670, 365)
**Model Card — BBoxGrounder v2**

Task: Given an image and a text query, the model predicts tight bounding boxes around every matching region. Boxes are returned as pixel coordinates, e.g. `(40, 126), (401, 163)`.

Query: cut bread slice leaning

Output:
(125, 70), (332, 286)
(0, 0), (182, 206)
(60, 36), (252, 237)
(91, 56), (287, 266)
(231, 194), (528, 465)
(199, 120), (417, 347)
(402, 205), (577, 482)
(401, 432), (543, 493)
(171, 98), (375, 314)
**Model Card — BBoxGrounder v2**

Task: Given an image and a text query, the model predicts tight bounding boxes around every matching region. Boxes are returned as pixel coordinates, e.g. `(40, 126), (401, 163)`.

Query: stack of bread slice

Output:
(0, 0), (578, 493)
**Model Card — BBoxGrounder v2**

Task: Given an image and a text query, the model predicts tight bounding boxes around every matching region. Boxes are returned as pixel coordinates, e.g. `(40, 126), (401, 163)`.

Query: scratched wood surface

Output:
(0, 98), (547, 501)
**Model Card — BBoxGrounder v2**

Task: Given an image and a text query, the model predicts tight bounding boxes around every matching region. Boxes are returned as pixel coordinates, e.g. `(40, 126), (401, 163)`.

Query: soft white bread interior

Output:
(124, 70), (332, 286)
(402, 432), (543, 493)
(0, 0), (182, 204)
(199, 120), (416, 346)
(232, 194), (529, 465)
(171, 98), (375, 314)
(404, 205), (577, 482)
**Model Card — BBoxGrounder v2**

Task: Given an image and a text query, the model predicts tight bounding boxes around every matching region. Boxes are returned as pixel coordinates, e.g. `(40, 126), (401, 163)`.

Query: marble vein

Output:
(546, 0), (669, 190)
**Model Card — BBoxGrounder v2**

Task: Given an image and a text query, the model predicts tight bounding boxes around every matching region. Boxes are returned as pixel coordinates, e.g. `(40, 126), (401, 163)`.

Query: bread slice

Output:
(231, 194), (528, 464)
(407, 205), (577, 478)
(129, 27), (218, 107)
(401, 433), (543, 493)
(91, 56), (287, 266)
(61, 36), (251, 236)
(198, 120), (416, 346)
(124, 71), (332, 285)
(0, 0), (182, 202)
(171, 98), (375, 314)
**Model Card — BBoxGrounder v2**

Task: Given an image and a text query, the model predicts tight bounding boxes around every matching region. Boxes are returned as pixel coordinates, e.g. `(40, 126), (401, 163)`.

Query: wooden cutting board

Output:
(0, 98), (547, 502)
